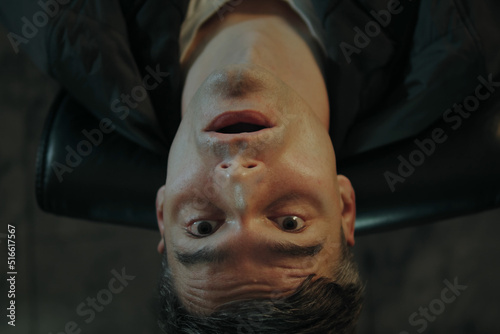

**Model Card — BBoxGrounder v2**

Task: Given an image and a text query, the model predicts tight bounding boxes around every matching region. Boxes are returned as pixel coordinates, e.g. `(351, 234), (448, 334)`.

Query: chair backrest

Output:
(36, 88), (500, 235)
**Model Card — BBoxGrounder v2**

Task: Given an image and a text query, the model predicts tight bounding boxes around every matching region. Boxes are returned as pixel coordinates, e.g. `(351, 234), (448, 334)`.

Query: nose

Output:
(213, 158), (265, 196)
(212, 159), (265, 212)
(216, 159), (263, 179)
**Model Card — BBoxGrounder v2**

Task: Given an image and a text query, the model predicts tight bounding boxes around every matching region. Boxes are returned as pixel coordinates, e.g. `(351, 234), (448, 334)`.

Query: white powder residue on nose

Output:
(234, 183), (246, 212)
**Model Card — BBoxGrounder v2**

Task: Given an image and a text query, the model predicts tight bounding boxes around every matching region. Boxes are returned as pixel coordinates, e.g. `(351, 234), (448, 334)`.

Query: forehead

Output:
(166, 231), (345, 313)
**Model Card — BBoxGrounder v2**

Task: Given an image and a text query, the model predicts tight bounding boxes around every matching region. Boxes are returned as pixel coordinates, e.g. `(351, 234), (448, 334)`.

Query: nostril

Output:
(219, 161), (259, 170)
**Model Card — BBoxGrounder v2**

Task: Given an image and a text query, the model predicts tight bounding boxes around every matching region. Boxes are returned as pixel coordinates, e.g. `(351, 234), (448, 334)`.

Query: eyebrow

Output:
(174, 241), (323, 267)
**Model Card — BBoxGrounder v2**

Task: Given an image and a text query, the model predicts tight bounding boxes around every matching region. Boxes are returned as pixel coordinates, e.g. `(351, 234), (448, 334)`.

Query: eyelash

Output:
(273, 216), (307, 232)
(184, 220), (220, 238)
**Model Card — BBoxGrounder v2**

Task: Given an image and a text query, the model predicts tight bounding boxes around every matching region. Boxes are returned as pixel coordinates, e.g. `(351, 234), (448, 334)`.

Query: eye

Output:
(275, 216), (306, 232)
(187, 220), (220, 237)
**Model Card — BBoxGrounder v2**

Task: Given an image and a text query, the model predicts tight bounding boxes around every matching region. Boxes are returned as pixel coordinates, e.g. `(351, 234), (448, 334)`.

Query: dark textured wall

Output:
(0, 23), (163, 334)
(0, 23), (499, 334)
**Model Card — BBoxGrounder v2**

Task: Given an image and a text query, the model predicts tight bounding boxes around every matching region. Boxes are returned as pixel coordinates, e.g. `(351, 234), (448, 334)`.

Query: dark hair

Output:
(158, 233), (364, 334)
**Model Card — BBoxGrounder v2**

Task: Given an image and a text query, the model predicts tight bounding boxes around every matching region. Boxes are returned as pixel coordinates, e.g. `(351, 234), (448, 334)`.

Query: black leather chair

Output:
(35, 83), (500, 235)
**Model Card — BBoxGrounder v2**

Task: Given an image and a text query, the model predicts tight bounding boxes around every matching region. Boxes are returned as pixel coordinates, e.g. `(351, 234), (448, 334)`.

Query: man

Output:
(154, 1), (363, 333)
(3, 0), (496, 332)
(2, 0), (367, 332)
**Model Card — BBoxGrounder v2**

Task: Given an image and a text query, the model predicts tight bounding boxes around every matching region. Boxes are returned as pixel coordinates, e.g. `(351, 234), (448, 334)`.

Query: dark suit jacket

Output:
(1, 0), (498, 158)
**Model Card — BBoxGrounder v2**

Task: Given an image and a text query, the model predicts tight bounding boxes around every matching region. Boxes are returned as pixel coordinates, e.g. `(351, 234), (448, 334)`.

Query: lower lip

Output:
(205, 110), (274, 132)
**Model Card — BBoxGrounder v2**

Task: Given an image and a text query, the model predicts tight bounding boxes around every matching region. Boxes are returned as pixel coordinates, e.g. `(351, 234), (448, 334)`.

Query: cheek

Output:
(167, 115), (199, 167)
(167, 142), (187, 177)
(166, 144), (204, 189)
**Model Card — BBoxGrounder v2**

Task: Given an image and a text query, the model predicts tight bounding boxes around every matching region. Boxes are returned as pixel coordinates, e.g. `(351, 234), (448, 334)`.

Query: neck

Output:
(180, 0), (329, 128)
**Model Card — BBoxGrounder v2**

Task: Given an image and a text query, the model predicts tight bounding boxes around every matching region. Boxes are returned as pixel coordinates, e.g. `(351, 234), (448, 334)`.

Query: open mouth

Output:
(216, 123), (267, 133)
(205, 111), (273, 134)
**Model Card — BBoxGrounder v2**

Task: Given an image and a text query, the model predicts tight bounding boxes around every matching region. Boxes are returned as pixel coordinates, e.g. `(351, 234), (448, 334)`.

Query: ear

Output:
(156, 185), (166, 255)
(337, 175), (356, 246)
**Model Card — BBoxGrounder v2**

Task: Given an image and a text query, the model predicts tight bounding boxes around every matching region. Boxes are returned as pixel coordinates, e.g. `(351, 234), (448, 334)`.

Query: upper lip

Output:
(205, 110), (274, 133)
